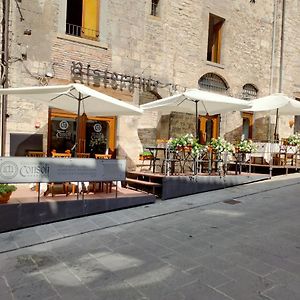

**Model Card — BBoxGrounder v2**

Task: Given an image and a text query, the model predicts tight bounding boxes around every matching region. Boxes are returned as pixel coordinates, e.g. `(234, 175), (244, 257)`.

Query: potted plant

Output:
(168, 134), (194, 150)
(209, 137), (234, 154)
(286, 133), (300, 146)
(235, 139), (257, 153)
(139, 151), (154, 160)
(168, 134), (206, 157)
(0, 184), (17, 204)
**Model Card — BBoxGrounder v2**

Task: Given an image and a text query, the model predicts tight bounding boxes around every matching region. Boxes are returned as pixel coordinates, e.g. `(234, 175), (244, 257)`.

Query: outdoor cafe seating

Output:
(138, 135), (300, 177)
(40, 150), (115, 196)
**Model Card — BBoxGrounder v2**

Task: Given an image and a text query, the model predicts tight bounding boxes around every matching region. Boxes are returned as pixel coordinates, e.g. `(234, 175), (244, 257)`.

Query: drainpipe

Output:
(1, 0), (10, 156)
(268, 0), (278, 142)
(274, 0), (286, 140)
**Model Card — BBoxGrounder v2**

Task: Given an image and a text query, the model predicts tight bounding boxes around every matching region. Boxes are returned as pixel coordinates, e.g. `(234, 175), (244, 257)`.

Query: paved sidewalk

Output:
(0, 173), (300, 299)
(1, 173), (300, 253)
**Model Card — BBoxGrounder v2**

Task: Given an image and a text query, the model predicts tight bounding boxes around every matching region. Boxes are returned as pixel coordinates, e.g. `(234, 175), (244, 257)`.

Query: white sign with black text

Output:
(0, 158), (126, 183)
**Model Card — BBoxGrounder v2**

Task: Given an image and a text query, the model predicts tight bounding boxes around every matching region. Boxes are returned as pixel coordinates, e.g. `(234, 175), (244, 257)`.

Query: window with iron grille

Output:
(198, 73), (228, 93)
(242, 84), (258, 100)
(151, 0), (159, 16)
(66, 0), (100, 41)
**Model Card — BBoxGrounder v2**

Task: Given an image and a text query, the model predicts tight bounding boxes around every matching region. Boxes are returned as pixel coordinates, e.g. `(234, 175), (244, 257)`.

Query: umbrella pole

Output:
(76, 93), (81, 201)
(75, 93), (82, 157)
(195, 100), (199, 140)
(273, 108), (279, 142)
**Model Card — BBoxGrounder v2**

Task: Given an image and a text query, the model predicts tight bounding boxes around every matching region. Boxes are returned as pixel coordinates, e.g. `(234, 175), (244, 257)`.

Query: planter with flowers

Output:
(235, 139), (257, 153)
(235, 139), (257, 162)
(286, 133), (300, 146)
(0, 184), (17, 204)
(139, 151), (154, 161)
(209, 137), (234, 154)
(168, 134), (206, 157)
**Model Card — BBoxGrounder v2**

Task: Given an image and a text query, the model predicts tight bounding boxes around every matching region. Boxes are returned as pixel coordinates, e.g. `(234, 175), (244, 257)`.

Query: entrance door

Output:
(48, 109), (116, 157)
(86, 119), (109, 156)
(199, 115), (219, 144)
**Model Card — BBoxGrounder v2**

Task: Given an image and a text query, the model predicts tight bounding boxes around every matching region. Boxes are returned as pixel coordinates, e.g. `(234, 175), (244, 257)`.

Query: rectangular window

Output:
(66, 0), (100, 40)
(207, 14), (225, 64)
(151, 0), (159, 16)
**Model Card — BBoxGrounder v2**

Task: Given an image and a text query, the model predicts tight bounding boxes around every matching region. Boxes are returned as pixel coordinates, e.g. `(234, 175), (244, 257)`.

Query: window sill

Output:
(57, 33), (108, 50)
(148, 15), (161, 21)
(206, 61), (225, 69)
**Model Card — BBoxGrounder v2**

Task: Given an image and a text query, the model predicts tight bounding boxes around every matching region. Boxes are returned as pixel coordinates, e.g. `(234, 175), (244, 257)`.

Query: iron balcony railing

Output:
(66, 23), (99, 41)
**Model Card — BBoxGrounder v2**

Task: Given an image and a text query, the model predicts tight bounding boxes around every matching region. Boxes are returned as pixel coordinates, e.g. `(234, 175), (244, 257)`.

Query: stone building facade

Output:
(1, 0), (300, 167)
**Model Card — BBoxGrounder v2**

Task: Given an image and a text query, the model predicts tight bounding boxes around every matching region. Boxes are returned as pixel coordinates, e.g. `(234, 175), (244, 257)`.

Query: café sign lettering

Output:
(71, 61), (160, 93)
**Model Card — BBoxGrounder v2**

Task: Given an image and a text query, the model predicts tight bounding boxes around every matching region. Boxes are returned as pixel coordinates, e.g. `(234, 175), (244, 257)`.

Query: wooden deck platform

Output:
(126, 170), (271, 200)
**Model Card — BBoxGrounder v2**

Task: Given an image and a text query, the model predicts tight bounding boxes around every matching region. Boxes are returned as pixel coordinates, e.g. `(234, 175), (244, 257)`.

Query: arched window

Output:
(242, 84), (258, 100)
(198, 73), (228, 93)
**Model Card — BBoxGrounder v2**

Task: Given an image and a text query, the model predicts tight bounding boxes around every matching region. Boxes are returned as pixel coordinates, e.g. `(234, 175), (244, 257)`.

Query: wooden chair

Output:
(52, 152), (72, 158)
(27, 151), (46, 157)
(95, 154), (112, 159)
(69, 153), (91, 194)
(45, 150), (72, 196)
(76, 153), (90, 158)
(27, 151), (46, 192)
(93, 154), (113, 193)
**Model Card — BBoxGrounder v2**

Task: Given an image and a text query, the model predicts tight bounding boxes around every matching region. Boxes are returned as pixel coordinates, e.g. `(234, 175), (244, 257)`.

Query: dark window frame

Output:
(207, 13), (225, 64)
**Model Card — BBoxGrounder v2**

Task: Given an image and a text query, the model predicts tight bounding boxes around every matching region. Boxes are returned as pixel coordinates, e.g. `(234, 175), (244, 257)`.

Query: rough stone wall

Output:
(169, 112), (196, 138)
(4, 0), (60, 154)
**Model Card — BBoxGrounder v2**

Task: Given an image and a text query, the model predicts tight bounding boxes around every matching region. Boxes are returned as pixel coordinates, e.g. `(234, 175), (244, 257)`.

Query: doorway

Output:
(48, 109), (116, 157)
(199, 115), (219, 144)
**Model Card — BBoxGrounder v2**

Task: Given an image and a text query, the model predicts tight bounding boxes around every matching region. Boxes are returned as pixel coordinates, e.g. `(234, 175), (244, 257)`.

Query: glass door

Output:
(50, 117), (77, 153)
(86, 120), (109, 157)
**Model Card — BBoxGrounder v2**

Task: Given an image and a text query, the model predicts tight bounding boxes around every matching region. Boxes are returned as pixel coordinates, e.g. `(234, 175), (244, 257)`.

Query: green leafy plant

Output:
(0, 184), (17, 195)
(235, 139), (257, 153)
(209, 137), (234, 153)
(286, 133), (300, 146)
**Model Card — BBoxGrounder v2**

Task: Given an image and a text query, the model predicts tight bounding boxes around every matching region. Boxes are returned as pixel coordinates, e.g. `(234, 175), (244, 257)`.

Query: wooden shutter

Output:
(82, 0), (100, 40)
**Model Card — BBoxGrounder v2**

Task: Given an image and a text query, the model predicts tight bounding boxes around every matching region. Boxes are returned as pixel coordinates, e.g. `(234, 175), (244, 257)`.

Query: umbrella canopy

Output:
(141, 89), (251, 115)
(0, 83), (143, 116)
(141, 89), (251, 138)
(242, 93), (300, 115)
(0, 83), (143, 154)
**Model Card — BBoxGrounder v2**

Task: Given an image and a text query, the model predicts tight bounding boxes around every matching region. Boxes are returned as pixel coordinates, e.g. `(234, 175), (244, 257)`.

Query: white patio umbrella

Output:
(141, 89), (251, 138)
(242, 93), (300, 139)
(0, 83), (143, 116)
(0, 83), (143, 153)
(243, 93), (300, 114)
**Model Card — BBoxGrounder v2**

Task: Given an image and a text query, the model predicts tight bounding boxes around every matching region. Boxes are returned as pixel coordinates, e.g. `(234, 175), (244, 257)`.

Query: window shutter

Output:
(82, 0), (100, 40)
